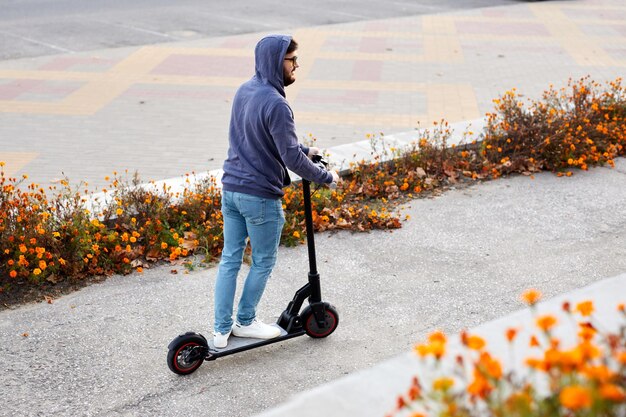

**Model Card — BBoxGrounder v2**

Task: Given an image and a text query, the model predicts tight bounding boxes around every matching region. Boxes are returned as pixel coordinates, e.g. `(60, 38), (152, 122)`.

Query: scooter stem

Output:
(301, 179), (318, 276)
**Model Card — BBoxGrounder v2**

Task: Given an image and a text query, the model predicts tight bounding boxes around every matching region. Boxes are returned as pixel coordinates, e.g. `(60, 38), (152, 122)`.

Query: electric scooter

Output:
(167, 156), (339, 375)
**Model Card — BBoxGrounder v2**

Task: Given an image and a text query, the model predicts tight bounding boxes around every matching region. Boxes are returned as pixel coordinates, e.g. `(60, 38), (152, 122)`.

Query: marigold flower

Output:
(467, 370), (492, 398)
(529, 335), (540, 347)
(9, 270), (17, 278)
(432, 377), (454, 391)
(559, 385), (592, 410)
(292, 231), (300, 239)
(33, 268), (41, 276)
(428, 331), (446, 344)
(414, 343), (430, 357)
(161, 242), (168, 249)
(506, 328), (518, 342)
(521, 288), (541, 306)
(575, 300), (594, 316)
(535, 314), (557, 332)
(600, 384), (626, 402)
(465, 334), (486, 351)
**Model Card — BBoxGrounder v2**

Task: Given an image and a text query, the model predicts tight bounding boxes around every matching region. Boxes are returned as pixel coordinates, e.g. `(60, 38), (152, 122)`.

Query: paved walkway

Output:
(0, 0), (625, 190)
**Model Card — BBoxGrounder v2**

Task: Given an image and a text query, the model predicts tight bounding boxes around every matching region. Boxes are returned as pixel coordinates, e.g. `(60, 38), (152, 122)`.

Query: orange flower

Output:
(529, 335), (540, 347)
(600, 384), (626, 402)
(414, 344), (430, 358)
(506, 328), (518, 343)
(521, 289), (541, 306)
(559, 385), (592, 410)
(428, 331), (446, 344)
(467, 370), (492, 398)
(575, 300), (594, 316)
(161, 242), (168, 250)
(583, 365), (614, 383)
(465, 334), (486, 351)
(292, 231), (300, 239)
(578, 322), (597, 341)
(535, 314), (557, 332)
(427, 331), (446, 359)
(479, 352), (502, 379)
(617, 303), (624, 313)
(9, 270), (17, 278)
(525, 357), (547, 371)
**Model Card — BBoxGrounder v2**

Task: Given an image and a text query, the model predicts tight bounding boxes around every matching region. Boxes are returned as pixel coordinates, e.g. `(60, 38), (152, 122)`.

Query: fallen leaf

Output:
(46, 274), (59, 284)
(170, 269), (178, 274)
(22, 333), (29, 337)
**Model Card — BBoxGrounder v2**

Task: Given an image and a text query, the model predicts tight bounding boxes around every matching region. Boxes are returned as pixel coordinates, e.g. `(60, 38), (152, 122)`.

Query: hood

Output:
(254, 34), (291, 97)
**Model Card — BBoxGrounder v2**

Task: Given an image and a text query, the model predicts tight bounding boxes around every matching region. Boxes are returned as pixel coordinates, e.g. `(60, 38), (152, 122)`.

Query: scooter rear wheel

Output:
(167, 333), (207, 375)
(301, 303), (339, 338)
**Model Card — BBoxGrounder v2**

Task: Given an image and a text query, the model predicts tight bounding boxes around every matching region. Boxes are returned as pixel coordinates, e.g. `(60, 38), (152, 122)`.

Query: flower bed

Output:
(388, 291), (626, 417)
(1, 77), (624, 305)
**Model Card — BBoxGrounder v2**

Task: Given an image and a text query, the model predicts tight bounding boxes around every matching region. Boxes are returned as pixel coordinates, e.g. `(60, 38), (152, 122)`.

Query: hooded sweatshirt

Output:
(221, 34), (333, 199)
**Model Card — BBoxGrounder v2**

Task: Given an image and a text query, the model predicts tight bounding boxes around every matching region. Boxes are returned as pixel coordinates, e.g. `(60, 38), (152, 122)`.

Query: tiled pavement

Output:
(0, 0), (625, 190)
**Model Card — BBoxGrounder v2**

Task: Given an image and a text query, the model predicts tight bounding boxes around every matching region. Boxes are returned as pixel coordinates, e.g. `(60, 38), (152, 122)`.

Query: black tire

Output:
(167, 333), (207, 375)
(301, 303), (339, 338)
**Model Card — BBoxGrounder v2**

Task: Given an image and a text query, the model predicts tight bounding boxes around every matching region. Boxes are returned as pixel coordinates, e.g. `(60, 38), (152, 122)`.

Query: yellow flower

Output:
(432, 377), (454, 391)
(292, 231), (300, 239)
(33, 268), (42, 276)
(116, 208), (123, 216)
(161, 242), (168, 249)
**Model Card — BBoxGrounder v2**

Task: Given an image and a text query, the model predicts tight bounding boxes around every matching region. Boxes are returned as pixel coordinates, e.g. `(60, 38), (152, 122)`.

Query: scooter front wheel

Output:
(301, 303), (339, 338)
(167, 332), (208, 375)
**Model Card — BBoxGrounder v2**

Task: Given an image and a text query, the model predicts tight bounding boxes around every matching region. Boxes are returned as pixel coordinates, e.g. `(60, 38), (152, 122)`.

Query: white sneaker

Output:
(232, 319), (281, 339)
(213, 330), (231, 349)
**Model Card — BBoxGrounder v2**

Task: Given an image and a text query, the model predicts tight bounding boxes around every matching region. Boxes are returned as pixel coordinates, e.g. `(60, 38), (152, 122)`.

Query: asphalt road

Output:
(1, 0), (520, 60)
(1, 159), (625, 417)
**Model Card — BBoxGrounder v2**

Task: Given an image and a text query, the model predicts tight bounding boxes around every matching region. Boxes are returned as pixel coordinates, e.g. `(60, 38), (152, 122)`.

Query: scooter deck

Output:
(208, 323), (297, 353)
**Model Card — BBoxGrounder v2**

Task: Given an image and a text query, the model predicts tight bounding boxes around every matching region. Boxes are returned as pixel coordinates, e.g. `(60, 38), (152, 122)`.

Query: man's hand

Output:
(330, 170), (340, 184)
(307, 147), (320, 159)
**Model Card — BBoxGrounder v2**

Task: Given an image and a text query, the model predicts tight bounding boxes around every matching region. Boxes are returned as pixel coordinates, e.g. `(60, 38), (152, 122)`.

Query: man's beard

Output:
(284, 74), (295, 87)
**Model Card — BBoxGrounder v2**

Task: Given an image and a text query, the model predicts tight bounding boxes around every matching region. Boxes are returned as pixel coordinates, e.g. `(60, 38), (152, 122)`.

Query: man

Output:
(213, 35), (339, 348)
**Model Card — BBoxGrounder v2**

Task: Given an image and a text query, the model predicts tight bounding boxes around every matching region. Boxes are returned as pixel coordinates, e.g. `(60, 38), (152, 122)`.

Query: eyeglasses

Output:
(284, 56), (298, 66)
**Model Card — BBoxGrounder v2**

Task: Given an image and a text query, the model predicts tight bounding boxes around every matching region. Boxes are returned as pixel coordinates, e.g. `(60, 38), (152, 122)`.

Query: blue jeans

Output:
(213, 190), (285, 334)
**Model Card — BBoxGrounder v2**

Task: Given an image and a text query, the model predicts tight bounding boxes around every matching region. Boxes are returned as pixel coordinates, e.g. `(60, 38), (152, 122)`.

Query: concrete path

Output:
(1, 158), (625, 417)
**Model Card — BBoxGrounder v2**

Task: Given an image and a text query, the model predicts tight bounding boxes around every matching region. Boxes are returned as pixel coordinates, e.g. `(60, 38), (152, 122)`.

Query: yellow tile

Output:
(0, 152), (39, 176)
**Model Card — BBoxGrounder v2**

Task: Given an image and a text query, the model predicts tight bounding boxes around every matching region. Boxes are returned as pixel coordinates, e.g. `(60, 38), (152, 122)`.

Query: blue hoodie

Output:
(221, 34), (333, 199)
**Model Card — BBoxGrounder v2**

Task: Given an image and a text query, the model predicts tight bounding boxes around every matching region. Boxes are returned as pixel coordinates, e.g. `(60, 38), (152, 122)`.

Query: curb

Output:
(84, 118), (487, 215)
